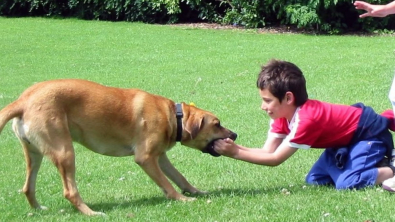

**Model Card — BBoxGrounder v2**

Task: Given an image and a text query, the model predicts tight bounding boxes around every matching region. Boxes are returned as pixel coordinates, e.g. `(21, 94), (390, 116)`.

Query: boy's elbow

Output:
(267, 157), (285, 166)
(267, 161), (281, 166)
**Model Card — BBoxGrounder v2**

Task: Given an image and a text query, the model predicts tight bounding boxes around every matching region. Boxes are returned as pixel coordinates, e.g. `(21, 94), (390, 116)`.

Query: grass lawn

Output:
(1, 17), (395, 221)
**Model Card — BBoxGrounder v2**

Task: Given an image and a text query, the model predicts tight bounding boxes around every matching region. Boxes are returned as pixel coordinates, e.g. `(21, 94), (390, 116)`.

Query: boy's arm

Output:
(262, 135), (283, 153)
(213, 137), (298, 166)
(236, 136), (281, 153)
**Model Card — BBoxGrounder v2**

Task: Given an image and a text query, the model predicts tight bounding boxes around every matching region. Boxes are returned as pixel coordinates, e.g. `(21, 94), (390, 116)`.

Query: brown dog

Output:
(0, 79), (237, 216)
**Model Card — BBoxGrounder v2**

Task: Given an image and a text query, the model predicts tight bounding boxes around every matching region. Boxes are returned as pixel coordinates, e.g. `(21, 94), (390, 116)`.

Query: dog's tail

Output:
(0, 100), (23, 134)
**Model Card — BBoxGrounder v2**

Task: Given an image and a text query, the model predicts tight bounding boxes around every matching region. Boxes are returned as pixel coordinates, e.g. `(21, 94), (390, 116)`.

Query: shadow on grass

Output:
(86, 184), (329, 213)
(87, 196), (168, 213)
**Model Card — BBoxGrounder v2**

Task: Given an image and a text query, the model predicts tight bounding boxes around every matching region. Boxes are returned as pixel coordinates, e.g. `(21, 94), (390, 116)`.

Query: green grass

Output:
(1, 17), (395, 221)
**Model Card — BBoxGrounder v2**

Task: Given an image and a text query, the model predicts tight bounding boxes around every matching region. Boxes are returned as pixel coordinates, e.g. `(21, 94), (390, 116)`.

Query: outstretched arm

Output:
(354, 1), (395, 18)
(213, 137), (298, 166)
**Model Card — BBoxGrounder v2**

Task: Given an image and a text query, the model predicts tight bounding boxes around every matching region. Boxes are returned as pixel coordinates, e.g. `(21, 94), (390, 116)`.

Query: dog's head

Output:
(180, 103), (237, 157)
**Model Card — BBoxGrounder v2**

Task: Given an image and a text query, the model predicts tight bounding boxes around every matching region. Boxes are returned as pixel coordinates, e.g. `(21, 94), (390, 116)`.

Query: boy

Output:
(213, 59), (395, 190)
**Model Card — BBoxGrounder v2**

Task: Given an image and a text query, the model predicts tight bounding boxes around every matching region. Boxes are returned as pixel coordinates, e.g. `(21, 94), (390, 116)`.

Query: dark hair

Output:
(256, 59), (308, 106)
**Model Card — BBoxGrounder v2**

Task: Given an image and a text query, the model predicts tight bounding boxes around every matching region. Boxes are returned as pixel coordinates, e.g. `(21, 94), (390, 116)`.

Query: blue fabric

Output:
(350, 103), (394, 157)
(335, 147), (348, 169)
(305, 103), (393, 190)
(306, 141), (385, 189)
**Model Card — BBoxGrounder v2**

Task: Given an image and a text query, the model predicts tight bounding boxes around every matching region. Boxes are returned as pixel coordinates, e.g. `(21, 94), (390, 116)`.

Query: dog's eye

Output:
(215, 122), (221, 128)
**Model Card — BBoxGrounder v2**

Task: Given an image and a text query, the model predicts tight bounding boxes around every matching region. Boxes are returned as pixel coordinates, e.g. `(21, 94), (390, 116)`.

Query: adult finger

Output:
(359, 12), (372, 18)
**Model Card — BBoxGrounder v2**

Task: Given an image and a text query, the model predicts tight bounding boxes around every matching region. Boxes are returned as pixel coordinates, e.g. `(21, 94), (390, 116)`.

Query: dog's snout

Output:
(230, 132), (237, 141)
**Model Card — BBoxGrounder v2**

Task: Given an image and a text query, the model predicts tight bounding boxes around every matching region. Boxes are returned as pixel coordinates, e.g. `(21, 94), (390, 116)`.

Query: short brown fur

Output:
(0, 79), (237, 215)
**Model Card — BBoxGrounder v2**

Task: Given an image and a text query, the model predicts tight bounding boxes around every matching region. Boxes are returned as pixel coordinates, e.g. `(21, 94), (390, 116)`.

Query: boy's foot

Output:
(382, 177), (395, 192)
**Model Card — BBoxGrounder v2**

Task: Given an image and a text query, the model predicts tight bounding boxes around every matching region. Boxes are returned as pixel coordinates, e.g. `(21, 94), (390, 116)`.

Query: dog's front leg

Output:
(158, 153), (207, 196)
(134, 152), (194, 201)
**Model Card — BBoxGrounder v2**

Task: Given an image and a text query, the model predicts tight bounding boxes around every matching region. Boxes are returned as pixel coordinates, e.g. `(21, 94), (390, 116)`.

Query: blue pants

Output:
(305, 140), (387, 189)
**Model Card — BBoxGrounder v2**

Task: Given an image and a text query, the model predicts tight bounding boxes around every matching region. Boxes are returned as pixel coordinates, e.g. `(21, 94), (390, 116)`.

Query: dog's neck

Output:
(175, 103), (183, 142)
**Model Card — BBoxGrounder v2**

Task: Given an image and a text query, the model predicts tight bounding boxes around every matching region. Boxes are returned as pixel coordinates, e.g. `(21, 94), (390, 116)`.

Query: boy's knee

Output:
(305, 174), (333, 186)
(305, 176), (315, 185)
(335, 175), (372, 190)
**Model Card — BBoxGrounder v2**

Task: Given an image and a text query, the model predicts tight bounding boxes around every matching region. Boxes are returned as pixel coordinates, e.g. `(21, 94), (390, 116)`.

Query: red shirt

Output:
(269, 99), (362, 149)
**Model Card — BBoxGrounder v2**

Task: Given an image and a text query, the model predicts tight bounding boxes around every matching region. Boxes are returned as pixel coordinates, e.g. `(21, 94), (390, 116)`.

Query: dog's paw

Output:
(196, 190), (209, 195)
(182, 196), (197, 202)
(35, 205), (48, 210)
(173, 193), (197, 201)
(91, 211), (107, 216)
(182, 190), (208, 196)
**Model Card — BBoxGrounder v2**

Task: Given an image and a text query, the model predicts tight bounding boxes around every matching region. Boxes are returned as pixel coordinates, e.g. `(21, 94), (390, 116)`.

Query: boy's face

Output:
(259, 88), (296, 121)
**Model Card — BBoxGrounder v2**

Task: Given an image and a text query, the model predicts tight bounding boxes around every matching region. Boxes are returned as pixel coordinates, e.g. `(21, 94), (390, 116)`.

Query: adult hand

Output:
(354, 1), (389, 18)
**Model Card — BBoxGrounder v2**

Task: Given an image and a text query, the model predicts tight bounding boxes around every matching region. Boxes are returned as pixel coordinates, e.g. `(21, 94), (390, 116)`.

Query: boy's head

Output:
(256, 59), (308, 107)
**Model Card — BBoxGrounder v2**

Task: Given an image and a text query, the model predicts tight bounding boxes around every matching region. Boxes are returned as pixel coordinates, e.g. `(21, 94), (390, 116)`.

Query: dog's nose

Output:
(231, 132), (238, 141)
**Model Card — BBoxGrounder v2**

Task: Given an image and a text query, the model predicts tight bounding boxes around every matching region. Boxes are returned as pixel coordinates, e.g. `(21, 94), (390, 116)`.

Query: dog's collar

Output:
(176, 103), (183, 142)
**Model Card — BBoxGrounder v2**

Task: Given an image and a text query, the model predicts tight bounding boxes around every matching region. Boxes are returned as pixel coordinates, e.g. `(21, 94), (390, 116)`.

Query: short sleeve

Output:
(286, 118), (323, 149)
(268, 118), (289, 139)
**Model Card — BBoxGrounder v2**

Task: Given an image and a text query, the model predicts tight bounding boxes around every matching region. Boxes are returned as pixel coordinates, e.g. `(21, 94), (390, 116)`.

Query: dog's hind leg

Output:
(13, 118), (47, 210)
(47, 141), (105, 216)
(158, 153), (207, 196)
(27, 114), (105, 216)
(21, 143), (46, 210)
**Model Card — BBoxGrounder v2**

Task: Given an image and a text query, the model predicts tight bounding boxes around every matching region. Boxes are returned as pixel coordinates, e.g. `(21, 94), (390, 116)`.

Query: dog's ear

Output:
(186, 115), (204, 139)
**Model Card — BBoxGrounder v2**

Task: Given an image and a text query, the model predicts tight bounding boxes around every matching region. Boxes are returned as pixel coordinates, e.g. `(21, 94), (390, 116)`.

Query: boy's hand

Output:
(213, 138), (239, 158)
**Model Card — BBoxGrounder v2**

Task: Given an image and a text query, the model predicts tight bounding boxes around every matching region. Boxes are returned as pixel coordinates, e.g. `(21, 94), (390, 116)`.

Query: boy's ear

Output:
(285, 92), (294, 104)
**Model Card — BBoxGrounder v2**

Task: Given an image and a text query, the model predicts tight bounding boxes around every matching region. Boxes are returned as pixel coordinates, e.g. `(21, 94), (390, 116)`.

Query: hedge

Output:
(1, 0), (394, 33)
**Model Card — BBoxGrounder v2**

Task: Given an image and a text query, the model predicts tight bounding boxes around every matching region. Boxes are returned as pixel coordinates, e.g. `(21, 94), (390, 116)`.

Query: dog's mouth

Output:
(202, 133), (237, 157)
(202, 139), (222, 157)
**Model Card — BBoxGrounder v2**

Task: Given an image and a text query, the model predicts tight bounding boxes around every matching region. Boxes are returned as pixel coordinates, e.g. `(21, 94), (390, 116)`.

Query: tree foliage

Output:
(1, 0), (394, 33)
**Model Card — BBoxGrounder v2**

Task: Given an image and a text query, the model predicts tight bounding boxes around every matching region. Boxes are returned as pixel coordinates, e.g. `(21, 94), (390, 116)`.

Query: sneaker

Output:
(382, 177), (395, 192)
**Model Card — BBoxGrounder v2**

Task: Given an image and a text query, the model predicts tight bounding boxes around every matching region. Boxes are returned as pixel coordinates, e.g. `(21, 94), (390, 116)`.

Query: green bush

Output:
(1, 0), (394, 33)
(221, 0), (267, 28)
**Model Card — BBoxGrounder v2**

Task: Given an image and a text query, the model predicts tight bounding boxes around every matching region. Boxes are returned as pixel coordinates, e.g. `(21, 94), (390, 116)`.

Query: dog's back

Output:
(3, 79), (177, 156)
